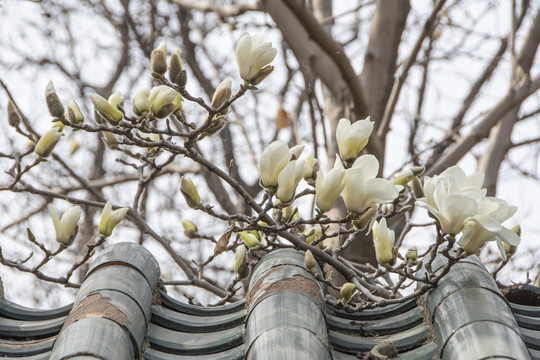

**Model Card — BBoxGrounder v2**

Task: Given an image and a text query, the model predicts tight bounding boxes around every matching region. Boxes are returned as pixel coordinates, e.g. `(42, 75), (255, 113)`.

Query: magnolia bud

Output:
(239, 231), (261, 249)
(509, 224), (521, 236)
(304, 249), (317, 273)
(182, 219), (198, 239)
(304, 225), (322, 244)
(303, 154), (319, 182)
(66, 100), (84, 125)
(372, 218), (395, 267)
(7, 101), (20, 128)
(108, 92), (124, 109)
(411, 177), (424, 199)
(393, 169), (415, 187)
(234, 245), (249, 279)
(151, 41), (167, 78)
(405, 248), (418, 263)
(98, 201), (129, 238)
(169, 49), (183, 84)
(352, 207), (377, 230)
(180, 176), (202, 209)
(211, 79), (232, 112)
(102, 131), (119, 149)
(35, 127), (62, 158)
(45, 81), (64, 118)
(249, 65), (274, 85)
(340, 283), (356, 304)
(410, 166), (425, 177)
(149, 86), (179, 119)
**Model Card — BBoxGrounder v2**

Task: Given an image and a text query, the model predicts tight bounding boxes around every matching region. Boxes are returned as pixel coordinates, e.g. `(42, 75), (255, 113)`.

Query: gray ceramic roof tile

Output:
(0, 243), (538, 359)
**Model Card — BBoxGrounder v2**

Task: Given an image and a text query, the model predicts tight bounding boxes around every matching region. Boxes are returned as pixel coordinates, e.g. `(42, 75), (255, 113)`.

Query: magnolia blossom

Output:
(180, 176), (202, 209)
(211, 79), (232, 111)
(458, 197), (520, 259)
(98, 201), (129, 238)
(90, 93), (123, 123)
(416, 167), (487, 235)
(372, 217), (395, 266)
(336, 117), (374, 162)
(35, 127), (62, 158)
(235, 33), (277, 83)
(148, 85), (180, 118)
(341, 155), (400, 213)
(315, 160), (345, 212)
(239, 231), (261, 249)
(66, 100), (84, 124)
(277, 160), (307, 203)
(133, 88), (150, 115)
(48, 205), (81, 247)
(259, 140), (304, 188)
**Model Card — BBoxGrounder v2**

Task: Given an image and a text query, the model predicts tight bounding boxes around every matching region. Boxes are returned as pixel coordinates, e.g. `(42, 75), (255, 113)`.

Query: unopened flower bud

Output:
(169, 49), (183, 84)
(98, 201), (129, 238)
(35, 127), (62, 158)
(210, 79), (232, 112)
(102, 131), (119, 149)
(340, 282), (356, 304)
(45, 81), (64, 118)
(509, 224), (521, 236)
(239, 231), (261, 249)
(234, 245), (249, 279)
(352, 207), (377, 230)
(405, 248), (418, 263)
(249, 65), (274, 85)
(303, 154), (319, 182)
(7, 101), (21, 128)
(180, 176), (202, 209)
(411, 177), (424, 199)
(394, 169), (415, 187)
(303, 225), (322, 244)
(410, 166), (425, 177)
(304, 249), (317, 273)
(372, 217), (395, 267)
(182, 219), (198, 239)
(151, 41), (167, 78)
(66, 100), (84, 125)
(108, 92), (124, 109)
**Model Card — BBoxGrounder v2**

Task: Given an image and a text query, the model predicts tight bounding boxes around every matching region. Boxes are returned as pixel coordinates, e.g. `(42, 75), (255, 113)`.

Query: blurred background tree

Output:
(1, 0), (539, 307)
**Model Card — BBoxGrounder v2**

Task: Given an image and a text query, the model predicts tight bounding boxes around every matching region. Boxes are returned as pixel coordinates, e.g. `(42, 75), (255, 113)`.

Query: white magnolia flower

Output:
(372, 217), (395, 266)
(90, 93), (123, 123)
(99, 201), (129, 238)
(458, 197), (520, 259)
(148, 85), (180, 118)
(277, 160), (307, 203)
(342, 155), (400, 213)
(416, 166), (486, 234)
(336, 117), (374, 162)
(259, 140), (304, 188)
(48, 205), (81, 247)
(235, 33), (277, 83)
(315, 159), (345, 213)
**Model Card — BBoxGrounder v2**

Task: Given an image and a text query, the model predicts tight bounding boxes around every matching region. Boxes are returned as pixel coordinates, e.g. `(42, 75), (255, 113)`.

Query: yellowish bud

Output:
(133, 88), (150, 116)
(180, 176), (202, 209)
(211, 79), (232, 111)
(340, 283), (356, 304)
(234, 245), (249, 279)
(304, 225), (322, 244)
(102, 131), (119, 149)
(304, 249), (317, 273)
(393, 169), (415, 187)
(69, 139), (80, 155)
(182, 219), (198, 239)
(405, 248), (418, 263)
(239, 231), (261, 249)
(35, 127), (62, 158)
